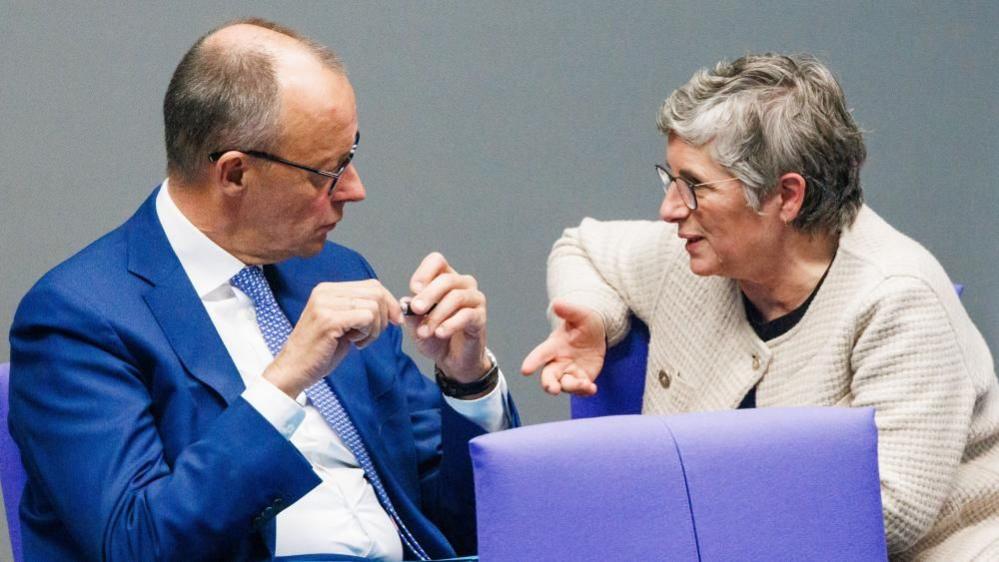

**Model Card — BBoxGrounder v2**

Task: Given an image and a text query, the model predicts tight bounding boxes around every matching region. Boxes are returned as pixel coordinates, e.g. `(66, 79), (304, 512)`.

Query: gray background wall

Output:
(0, 1), (996, 558)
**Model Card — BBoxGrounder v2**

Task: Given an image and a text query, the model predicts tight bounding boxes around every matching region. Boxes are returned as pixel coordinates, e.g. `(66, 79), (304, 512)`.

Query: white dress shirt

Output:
(155, 181), (508, 560)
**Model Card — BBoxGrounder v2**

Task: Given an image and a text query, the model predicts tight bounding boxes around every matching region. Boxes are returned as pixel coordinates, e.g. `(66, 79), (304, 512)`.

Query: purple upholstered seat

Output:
(470, 408), (887, 561)
(0, 363), (24, 562)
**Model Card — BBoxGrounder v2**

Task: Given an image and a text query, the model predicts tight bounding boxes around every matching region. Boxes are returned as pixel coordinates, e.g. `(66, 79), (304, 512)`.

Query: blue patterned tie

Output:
(230, 266), (430, 561)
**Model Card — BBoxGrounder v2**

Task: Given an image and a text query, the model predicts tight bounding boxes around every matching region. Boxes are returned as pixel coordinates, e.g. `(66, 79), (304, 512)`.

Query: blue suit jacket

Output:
(9, 188), (516, 561)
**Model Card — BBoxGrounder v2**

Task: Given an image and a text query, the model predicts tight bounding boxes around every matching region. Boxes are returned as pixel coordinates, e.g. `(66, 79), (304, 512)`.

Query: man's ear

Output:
(777, 172), (807, 224)
(212, 152), (250, 195)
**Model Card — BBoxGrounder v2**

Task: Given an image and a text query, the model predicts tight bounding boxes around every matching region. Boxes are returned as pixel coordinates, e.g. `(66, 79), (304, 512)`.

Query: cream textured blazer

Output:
(548, 206), (998, 560)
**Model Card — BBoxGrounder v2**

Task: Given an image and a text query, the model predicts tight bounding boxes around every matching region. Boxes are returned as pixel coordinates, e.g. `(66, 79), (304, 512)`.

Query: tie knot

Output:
(230, 266), (272, 308)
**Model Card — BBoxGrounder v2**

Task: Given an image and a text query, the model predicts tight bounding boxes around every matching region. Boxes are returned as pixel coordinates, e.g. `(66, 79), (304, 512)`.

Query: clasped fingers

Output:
(305, 280), (403, 347)
(265, 280), (403, 397)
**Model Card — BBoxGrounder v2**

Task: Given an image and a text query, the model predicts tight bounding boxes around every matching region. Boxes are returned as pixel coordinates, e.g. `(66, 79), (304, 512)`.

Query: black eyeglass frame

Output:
(654, 163), (741, 211)
(209, 131), (360, 195)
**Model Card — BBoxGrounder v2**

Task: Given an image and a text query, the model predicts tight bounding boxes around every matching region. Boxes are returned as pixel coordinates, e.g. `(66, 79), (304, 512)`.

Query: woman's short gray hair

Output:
(657, 53), (866, 235)
(163, 18), (344, 183)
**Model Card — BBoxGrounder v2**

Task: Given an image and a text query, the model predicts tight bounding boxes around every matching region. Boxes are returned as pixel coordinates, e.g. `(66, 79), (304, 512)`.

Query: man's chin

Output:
(300, 241), (327, 258)
(288, 236), (329, 259)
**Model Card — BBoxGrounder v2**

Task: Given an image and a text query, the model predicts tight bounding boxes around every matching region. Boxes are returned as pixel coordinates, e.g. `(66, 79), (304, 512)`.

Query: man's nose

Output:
(332, 165), (365, 202)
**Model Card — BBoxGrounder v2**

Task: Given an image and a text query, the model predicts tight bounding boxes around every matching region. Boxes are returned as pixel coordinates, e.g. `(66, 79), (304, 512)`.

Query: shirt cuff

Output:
(242, 379), (306, 439)
(443, 371), (510, 433)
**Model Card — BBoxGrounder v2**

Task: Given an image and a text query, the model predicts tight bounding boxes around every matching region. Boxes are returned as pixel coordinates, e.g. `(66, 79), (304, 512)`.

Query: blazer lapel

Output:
(127, 188), (245, 405)
(652, 271), (769, 413)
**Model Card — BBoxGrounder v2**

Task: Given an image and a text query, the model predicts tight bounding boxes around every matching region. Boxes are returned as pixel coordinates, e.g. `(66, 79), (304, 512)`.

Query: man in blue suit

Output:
(9, 18), (516, 561)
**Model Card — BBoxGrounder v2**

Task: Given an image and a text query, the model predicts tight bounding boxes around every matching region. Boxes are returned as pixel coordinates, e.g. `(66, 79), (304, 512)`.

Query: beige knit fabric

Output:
(548, 206), (999, 560)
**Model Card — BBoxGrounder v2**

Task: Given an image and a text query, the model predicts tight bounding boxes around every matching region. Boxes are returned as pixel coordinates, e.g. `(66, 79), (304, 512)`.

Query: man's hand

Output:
(521, 300), (607, 396)
(263, 280), (402, 398)
(404, 252), (491, 384)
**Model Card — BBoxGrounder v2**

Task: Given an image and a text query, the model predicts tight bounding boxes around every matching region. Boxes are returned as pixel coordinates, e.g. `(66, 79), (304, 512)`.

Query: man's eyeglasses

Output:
(655, 164), (740, 210)
(209, 131), (360, 196)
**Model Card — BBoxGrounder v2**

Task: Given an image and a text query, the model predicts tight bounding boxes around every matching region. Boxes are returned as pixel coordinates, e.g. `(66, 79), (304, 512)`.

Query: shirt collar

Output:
(156, 179), (248, 298)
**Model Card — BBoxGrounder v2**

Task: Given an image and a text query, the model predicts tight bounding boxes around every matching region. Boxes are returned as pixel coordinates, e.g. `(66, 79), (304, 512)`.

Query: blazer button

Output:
(752, 354), (761, 370)
(658, 370), (671, 389)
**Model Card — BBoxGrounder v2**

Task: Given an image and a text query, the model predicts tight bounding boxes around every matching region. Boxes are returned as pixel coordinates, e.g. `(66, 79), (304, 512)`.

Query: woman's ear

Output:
(777, 172), (807, 224)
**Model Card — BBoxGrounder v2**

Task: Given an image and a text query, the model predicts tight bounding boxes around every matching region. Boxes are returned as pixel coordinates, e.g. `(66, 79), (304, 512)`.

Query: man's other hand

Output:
(405, 252), (492, 384)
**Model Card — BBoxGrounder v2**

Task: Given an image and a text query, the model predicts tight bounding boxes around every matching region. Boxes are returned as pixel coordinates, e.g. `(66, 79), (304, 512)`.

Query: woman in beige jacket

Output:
(522, 53), (998, 560)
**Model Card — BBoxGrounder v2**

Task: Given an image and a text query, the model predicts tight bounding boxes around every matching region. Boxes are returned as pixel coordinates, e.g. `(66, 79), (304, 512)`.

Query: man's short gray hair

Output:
(657, 53), (865, 235)
(163, 18), (344, 183)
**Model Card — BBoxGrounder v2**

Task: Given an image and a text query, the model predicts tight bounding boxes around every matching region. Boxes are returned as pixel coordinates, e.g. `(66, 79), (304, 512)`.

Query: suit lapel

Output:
(127, 196), (427, 553)
(128, 188), (245, 405)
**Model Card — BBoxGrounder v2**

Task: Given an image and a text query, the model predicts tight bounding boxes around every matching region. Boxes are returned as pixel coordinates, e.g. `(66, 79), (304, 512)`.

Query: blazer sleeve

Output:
(9, 281), (320, 562)
(547, 218), (678, 345)
(848, 275), (979, 553)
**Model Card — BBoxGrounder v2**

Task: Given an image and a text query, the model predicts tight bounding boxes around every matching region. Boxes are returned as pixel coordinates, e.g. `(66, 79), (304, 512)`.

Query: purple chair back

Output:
(471, 408), (887, 561)
(570, 318), (649, 419)
(0, 363), (24, 562)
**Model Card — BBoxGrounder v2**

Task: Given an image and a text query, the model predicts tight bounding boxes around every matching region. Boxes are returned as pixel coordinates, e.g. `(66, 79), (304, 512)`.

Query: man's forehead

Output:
(279, 70), (355, 124)
(277, 73), (356, 160)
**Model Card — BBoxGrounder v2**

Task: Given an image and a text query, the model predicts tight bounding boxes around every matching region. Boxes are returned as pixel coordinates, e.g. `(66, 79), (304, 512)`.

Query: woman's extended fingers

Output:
(523, 321), (604, 396)
(539, 358), (570, 395)
(537, 360), (598, 396)
(521, 334), (562, 376)
(558, 366), (598, 396)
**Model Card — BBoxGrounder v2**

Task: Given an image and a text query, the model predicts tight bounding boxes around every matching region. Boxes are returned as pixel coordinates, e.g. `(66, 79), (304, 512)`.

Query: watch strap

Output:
(435, 349), (499, 398)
